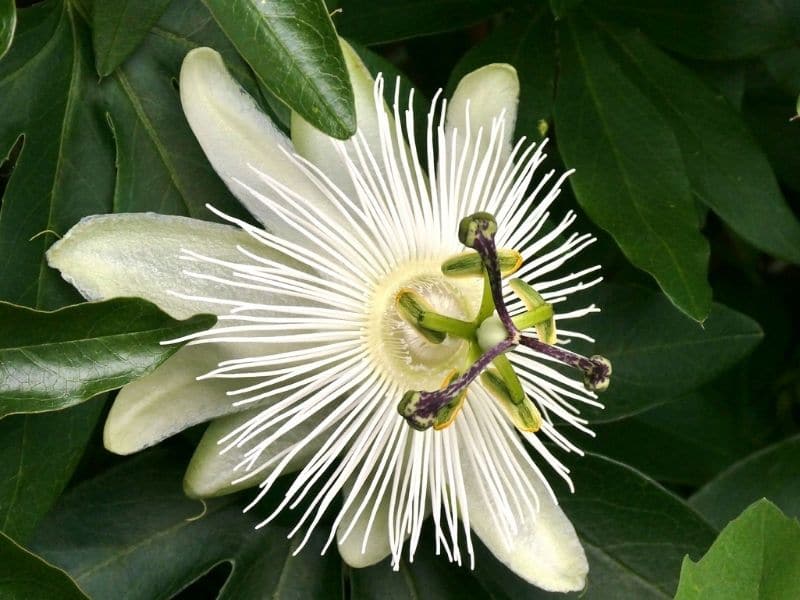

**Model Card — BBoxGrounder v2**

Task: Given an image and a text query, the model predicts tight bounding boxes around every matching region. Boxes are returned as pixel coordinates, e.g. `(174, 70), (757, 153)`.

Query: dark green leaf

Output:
(351, 543), (489, 600)
(335, 0), (511, 45)
(564, 455), (716, 598)
(674, 500), (800, 600)
(0, 531), (88, 600)
(0, 299), (215, 418)
(578, 284), (763, 422)
(554, 17), (711, 321)
(0, 0), (14, 59)
(0, 1), (115, 309)
(744, 92), (800, 192)
(32, 449), (343, 600)
(448, 9), (554, 142)
(585, 391), (760, 486)
(549, 0), (584, 19)
(203, 0), (355, 139)
(690, 435), (800, 530)
(0, 400), (103, 542)
(597, 26), (800, 264)
(472, 454), (716, 599)
(586, 0), (800, 60)
(0, 0), (254, 310)
(91, 0), (171, 76)
(100, 0), (258, 220)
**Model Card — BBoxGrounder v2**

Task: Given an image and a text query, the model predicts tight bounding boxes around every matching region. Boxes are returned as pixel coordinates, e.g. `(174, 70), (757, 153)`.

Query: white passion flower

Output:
(46, 42), (612, 593)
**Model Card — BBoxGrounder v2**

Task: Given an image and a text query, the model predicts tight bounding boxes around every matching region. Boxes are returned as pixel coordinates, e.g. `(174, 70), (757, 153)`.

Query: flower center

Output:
(387, 212), (613, 434)
(369, 265), (481, 391)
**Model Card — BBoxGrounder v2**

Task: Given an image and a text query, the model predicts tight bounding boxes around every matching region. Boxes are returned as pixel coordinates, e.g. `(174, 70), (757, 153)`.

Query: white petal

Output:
(184, 406), (325, 498)
(446, 63), (519, 160)
(291, 40), (380, 198)
(463, 453), (588, 592)
(336, 481), (392, 568)
(46, 213), (274, 320)
(103, 342), (258, 455)
(180, 47), (330, 235)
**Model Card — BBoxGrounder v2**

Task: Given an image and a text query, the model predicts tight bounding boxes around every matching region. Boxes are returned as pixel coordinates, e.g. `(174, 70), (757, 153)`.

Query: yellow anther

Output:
(433, 369), (467, 430)
(480, 369), (542, 432)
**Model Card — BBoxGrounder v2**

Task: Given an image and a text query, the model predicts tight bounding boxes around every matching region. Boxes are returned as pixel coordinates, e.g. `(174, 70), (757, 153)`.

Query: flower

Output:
(46, 41), (610, 592)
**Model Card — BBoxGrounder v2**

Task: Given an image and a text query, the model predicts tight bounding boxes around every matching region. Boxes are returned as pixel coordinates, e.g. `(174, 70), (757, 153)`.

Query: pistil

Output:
(396, 212), (612, 432)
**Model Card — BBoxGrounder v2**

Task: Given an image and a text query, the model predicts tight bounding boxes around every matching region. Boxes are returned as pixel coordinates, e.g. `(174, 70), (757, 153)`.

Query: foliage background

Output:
(1, 0), (800, 598)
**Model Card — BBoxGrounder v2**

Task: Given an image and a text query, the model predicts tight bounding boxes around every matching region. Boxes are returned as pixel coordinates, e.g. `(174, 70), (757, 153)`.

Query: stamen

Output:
(395, 289), (476, 340)
(509, 278), (557, 344)
(397, 211), (611, 433)
(441, 249), (523, 278)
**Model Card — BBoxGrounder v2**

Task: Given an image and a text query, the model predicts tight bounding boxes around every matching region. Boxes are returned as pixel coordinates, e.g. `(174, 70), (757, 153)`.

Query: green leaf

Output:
(585, 0), (800, 60)
(0, 400), (104, 542)
(554, 17), (711, 321)
(0, 0), (255, 310)
(0, 531), (88, 600)
(674, 500), (800, 600)
(690, 435), (800, 530)
(549, 0), (584, 19)
(31, 449), (343, 600)
(0, 0), (15, 59)
(91, 0), (171, 76)
(448, 8), (555, 142)
(0, 299), (215, 418)
(100, 0), (258, 220)
(595, 26), (800, 264)
(472, 454), (717, 599)
(584, 391), (761, 486)
(564, 455), (716, 598)
(0, 1), (115, 310)
(335, 0), (511, 45)
(203, 0), (355, 140)
(577, 284), (763, 422)
(351, 544), (489, 600)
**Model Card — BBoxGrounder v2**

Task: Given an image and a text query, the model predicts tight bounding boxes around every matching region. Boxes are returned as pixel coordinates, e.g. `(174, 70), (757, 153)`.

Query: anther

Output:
(396, 288), (476, 341)
(480, 369), (542, 432)
(441, 249), (523, 278)
(395, 289), (446, 345)
(509, 279), (557, 344)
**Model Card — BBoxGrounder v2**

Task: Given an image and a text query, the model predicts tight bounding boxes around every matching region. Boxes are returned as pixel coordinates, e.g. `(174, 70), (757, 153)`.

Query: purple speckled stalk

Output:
(519, 335), (610, 389)
(473, 230), (517, 335)
(406, 338), (515, 425)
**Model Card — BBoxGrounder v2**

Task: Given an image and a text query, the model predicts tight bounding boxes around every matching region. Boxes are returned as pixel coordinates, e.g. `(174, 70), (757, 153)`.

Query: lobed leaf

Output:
(0, 531), (87, 600)
(0, 0), (14, 59)
(0, 401), (104, 542)
(675, 500), (800, 600)
(92, 0), (171, 76)
(31, 449), (343, 600)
